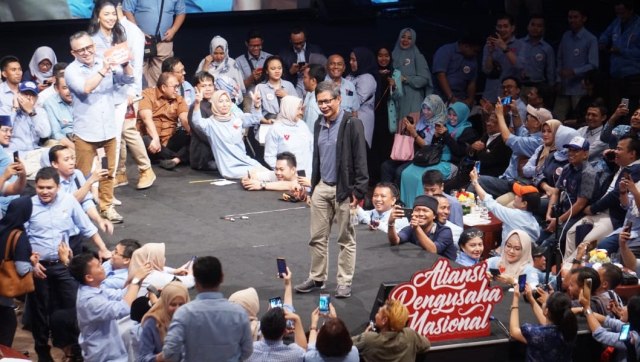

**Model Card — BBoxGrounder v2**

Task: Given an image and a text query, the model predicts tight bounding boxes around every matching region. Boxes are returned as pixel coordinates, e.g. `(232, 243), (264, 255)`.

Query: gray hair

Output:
(315, 80), (340, 98)
(69, 31), (91, 44)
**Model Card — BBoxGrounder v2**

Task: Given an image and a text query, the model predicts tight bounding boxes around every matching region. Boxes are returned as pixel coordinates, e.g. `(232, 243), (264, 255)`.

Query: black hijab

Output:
(375, 45), (394, 102)
(351, 46), (378, 77)
(0, 196), (32, 259)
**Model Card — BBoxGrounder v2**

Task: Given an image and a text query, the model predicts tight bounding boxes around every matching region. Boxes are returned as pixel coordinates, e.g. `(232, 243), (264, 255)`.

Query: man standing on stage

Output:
(294, 80), (368, 298)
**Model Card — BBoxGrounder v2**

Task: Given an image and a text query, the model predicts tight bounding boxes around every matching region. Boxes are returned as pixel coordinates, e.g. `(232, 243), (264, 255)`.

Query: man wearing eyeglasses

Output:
(137, 72), (189, 170)
(65, 31), (134, 223)
(294, 80), (368, 299)
(236, 30), (272, 99)
(279, 26), (326, 98)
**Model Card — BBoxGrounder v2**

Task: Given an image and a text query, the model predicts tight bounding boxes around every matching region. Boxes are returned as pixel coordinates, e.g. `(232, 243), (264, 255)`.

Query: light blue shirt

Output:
(445, 194), (464, 227)
(303, 344), (359, 362)
(101, 261), (128, 291)
(356, 207), (409, 233)
(599, 14), (640, 78)
(191, 107), (262, 179)
(556, 27), (599, 96)
(27, 192), (97, 261)
(335, 77), (359, 113)
(482, 36), (525, 101)
(235, 51), (272, 92)
(486, 256), (540, 288)
(455, 251), (480, 266)
(247, 339), (304, 362)
(0, 148), (18, 213)
(256, 81), (297, 118)
(77, 285), (129, 362)
(91, 31), (131, 105)
(519, 36), (555, 85)
(122, 0), (186, 39)
(0, 82), (15, 115)
(303, 91), (321, 133)
(483, 194), (541, 245)
(432, 42), (478, 100)
(121, 17), (145, 96)
(58, 169), (96, 237)
(43, 93), (74, 140)
(502, 130), (543, 180)
(593, 316), (640, 360)
(7, 109), (50, 153)
(162, 291), (253, 362)
(264, 120), (313, 178)
(181, 81), (195, 106)
(65, 56), (134, 142)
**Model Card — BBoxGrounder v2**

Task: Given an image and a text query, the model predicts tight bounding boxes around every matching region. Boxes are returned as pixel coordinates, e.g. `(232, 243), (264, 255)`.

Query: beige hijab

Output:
(141, 281), (190, 342)
(210, 90), (233, 121)
(499, 230), (534, 279)
(536, 119), (561, 172)
(129, 243), (166, 275)
(229, 287), (261, 340)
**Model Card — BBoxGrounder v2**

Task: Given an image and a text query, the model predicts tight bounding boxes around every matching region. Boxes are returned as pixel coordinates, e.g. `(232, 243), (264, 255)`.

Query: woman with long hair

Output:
(88, 0), (127, 54)
(510, 289), (577, 361)
(304, 306), (358, 361)
(137, 281), (190, 362)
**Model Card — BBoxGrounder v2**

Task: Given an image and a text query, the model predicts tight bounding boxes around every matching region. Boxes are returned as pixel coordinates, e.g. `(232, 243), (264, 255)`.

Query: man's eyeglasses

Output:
(72, 44), (95, 55)
(317, 98), (335, 106)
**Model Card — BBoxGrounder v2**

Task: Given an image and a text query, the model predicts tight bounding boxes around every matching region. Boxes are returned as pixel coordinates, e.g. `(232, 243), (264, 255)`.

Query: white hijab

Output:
(28, 46), (57, 83)
(276, 96), (302, 126)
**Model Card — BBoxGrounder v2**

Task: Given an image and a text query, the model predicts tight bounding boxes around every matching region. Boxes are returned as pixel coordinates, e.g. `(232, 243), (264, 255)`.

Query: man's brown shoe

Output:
(114, 173), (128, 188)
(137, 168), (156, 189)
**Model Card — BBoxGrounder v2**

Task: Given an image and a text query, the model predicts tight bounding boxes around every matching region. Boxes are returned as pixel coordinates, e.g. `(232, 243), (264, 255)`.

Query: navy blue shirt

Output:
(317, 110), (344, 184)
(555, 161), (595, 213)
(398, 222), (456, 259)
(433, 42), (478, 100)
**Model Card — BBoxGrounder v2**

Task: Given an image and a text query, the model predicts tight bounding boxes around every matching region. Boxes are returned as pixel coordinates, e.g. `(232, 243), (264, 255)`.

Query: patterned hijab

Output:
(499, 230), (534, 279)
(208, 36), (232, 73)
(210, 90), (233, 121)
(141, 281), (190, 343)
(276, 95), (302, 125)
(422, 94), (447, 125)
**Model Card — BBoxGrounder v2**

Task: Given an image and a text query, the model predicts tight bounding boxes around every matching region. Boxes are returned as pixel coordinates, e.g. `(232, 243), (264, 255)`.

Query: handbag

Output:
(143, 0), (164, 60)
(390, 120), (414, 161)
(413, 142), (444, 167)
(0, 229), (35, 298)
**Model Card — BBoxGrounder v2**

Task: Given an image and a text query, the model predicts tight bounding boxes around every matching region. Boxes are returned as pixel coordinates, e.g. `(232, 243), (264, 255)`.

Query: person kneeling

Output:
(387, 195), (456, 259)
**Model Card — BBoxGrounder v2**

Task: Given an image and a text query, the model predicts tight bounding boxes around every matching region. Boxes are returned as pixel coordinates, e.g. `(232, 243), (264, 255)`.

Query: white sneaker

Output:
(112, 197), (122, 206)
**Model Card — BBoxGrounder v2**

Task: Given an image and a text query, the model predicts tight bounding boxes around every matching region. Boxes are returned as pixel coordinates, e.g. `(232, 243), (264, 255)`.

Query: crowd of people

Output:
(2, 0), (640, 361)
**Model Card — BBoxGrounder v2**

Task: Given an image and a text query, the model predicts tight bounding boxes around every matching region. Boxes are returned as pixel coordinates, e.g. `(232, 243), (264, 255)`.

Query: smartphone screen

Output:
(622, 98), (630, 108)
(269, 296), (283, 309)
(101, 157), (108, 170)
(402, 208), (413, 220)
(319, 294), (330, 314)
(276, 258), (287, 278)
(518, 274), (527, 293)
(12, 151), (19, 162)
(624, 221), (633, 233)
(474, 161), (481, 174)
(619, 323), (630, 341)
(489, 268), (500, 276)
(501, 96), (512, 105)
(297, 170), (306, 177)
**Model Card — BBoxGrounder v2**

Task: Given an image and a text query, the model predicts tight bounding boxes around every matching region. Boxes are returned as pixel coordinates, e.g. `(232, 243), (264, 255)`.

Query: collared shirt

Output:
(356, 207), (409, 233)
(247, 339), (304, 362)
(325, 77), (359, 113)
(482, 36), (525, 101)
(502, 130), (543, 180)
(180, 81), (195, 106)
(0, 148), (17, 213)
(317, 110), (344, 184)
(27, 192), (97, 261)
(122, 0), (186, 39)
(91, 31), (134, 105)
(519, 36), (555, 85)
(576, 125), (607, 163)
(59, 169), (94, 212)
(77, 285), (129, 362)
(0, 81), (16, 115)
(138, 87), (188, 146)
(445, 194), (464, 227)
(397, 222), (456, 259)
(101, 261), (128, 291)
(483, 194), (540, 245)
(555, 161), (595, 212)
(599, 14), (640, 78)
(557, 27), (599, 96)
(163, 291), (253, 362)
(256, 81), (298, 117)
(235, 51), (272, 92)
(7, 108), (50, 153)
(65, 56), (134, 142)
(44, 93), (74, 140)
(302, 91), (321, 133)
(432, 41), (478, 100)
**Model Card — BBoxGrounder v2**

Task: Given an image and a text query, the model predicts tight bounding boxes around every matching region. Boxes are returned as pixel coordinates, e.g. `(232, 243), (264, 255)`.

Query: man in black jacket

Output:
(294, 81), (368, 298)
(278, 26), (326, 98)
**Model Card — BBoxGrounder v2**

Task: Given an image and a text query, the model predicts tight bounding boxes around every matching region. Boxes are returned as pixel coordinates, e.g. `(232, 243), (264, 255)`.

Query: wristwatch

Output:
(260, 181), (267, 190)
(584, 308), (593, 316)
(131, 277), (141, 286)
(28, 111), (37, 117)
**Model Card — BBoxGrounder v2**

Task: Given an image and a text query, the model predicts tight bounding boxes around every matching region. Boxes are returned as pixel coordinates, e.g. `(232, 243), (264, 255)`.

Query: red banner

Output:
(389, 258), (503, 342)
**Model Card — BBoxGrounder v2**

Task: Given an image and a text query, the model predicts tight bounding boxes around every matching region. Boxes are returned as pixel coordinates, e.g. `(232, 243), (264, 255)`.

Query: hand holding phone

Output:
(518, 274), (527, 293)
(619, 323), (631, 341)
(319, 294), (330, 314)
(624, 221), (633, 233)
(101, 156), (108, 170)
(276, 258), (287, 278)
(269, 296), (283, 309)
(621, 98), (630, 109)
(12, 151), (19, 163)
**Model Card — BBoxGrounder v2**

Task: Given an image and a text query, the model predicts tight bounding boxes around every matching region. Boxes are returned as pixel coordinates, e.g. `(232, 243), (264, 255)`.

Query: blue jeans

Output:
(597, 234), (620, 254)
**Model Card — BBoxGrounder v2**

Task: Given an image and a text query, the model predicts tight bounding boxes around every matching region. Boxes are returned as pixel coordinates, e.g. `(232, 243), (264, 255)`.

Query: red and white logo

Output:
(389, 258), (503, 342)
(284, 134), (290, 141)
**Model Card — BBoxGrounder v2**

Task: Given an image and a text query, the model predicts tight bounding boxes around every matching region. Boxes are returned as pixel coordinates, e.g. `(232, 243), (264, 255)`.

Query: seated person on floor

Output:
(102, 238), (141, 291)
(137, 72), (190, 170)
(128, 243), (195, 297)
(486, 229), (539, 288)
(247, 307), (307, 361)
(355, 182), (408, 233)
(422, 170), (463, 227)
(49, 145), (112, 254)
(188, 71), (216, 171)
(594, 263), (624, 313)
(432, 193), (463, 243)
(69, 252), (151, 362)
(387, 195), (456, 259)
(470, 168), (541, 249)
(539, 136), (596, 250)
(241, 151), (302, 191)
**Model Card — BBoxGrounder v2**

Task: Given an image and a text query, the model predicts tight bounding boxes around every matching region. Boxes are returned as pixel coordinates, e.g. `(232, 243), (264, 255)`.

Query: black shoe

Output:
(35, 346), (53, 362)
(294, 278), (325, 293)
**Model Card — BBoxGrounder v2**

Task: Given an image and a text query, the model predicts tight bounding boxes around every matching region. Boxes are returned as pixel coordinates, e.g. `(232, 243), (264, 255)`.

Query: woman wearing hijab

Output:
(371, 45), (403, 184)
(137, 281), (190, 362)
(229, 287), (261, 341)
(0, 196), (34, 347)
(400, 101), (478, 207)
(263, 95), (313, 177)
(347, 47), (377, 147)
(191, 89), (269, 179)
(128, 243), (194, 297)
(196, 36), (245, 103)
(25, 46), (57, 92)
(392, 28), (433, 123)
(486, 229), (539, 288)
(380, 94), (446, 185)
